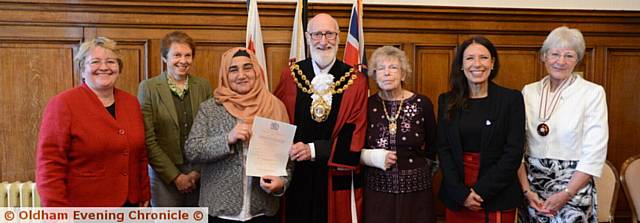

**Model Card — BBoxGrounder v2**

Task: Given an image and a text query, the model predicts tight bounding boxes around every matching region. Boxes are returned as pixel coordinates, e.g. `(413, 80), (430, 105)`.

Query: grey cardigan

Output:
(184, 99), (292, 217)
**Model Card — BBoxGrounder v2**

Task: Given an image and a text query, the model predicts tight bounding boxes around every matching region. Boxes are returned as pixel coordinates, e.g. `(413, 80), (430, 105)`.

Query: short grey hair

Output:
(75, 37), (122, 73)
(368, 46), (412, 81)
(540, 26), (586, 62)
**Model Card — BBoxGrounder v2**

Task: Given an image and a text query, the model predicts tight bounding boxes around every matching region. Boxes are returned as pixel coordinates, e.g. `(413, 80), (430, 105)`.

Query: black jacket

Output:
(436, 82), (525, 211)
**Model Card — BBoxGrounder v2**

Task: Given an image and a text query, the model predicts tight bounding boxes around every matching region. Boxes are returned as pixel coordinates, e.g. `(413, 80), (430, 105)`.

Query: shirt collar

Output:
(311, 58), (336, 76)
(167, 73), (189, 99)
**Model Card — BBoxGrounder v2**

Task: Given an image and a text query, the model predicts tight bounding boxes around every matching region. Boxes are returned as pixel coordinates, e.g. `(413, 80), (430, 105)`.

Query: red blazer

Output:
(36, 84), (150, 207)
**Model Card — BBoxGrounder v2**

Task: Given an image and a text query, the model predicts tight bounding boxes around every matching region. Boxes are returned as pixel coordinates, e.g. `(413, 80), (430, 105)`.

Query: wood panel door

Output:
(0, 39), (80, 181)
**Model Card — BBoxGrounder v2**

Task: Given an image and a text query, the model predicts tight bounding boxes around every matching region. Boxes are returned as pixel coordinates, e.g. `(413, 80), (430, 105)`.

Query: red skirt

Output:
(445, 152), (516, 223)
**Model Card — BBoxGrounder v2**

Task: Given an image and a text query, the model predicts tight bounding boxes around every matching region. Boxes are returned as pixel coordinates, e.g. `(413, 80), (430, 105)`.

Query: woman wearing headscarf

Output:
(185, 47), (291, 223)
(36, 37), (150, 207)
(518, 26), (608, 223)
(436, 36), (525, 223)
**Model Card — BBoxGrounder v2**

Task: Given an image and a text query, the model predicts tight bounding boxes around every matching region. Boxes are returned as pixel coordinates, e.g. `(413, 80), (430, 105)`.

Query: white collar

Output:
(312, 58), (336, 76)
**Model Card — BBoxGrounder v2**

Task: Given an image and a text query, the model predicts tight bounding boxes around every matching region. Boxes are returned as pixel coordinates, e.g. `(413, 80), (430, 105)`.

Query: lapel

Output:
(448, 106), (464, 157)
(189, 77), (201, 118)
(80, 83), (119, 127)
(479, 82), (499, 153)
(157, 73), (179, 128)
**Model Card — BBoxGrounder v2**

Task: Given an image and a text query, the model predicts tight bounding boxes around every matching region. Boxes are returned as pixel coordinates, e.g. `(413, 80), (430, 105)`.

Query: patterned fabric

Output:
(365, 94), (435, 194)
(523, 156), (597, 223)
(184, 99), (292, 217)
(167, 75), (189, 99)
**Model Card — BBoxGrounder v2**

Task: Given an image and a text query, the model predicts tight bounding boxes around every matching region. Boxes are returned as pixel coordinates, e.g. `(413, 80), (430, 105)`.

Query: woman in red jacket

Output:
(36, 37), (150, 207)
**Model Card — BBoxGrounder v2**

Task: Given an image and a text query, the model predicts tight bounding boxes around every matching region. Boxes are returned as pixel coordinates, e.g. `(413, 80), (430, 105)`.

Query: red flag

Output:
(246, 0), (269, 89)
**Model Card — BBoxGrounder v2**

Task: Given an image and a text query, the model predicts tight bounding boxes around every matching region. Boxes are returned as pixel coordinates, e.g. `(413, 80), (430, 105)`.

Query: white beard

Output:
(310, 46), (338, 69)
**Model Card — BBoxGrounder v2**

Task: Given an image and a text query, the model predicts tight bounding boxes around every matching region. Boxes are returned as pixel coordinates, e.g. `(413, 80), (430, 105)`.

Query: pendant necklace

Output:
(537, 75), (574, 136)
(381, 93), (405, 135)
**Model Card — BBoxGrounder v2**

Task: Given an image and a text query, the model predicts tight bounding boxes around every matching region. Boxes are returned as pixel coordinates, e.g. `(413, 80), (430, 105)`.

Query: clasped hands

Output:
(525, 190), (572, 217)
(464, 189), (484, 211)
(174, 171), (200, 194)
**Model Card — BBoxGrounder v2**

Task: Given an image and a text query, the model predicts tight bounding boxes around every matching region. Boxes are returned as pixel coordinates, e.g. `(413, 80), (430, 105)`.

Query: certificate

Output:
(246, 116), (296, 177)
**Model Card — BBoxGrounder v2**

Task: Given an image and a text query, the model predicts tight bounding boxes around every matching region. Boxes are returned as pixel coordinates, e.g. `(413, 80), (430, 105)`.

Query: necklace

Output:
(537, 75), (574, 136)
(290, 64), (357, 122)
(381, 93), (405, 135)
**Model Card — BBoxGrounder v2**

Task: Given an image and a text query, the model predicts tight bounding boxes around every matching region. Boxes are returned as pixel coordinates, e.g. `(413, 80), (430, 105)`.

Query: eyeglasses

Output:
(546, 52), (578, 63)
(375, 64), (401, 74)
(308, 31), (338, 40)
(86, 58), (119, 68)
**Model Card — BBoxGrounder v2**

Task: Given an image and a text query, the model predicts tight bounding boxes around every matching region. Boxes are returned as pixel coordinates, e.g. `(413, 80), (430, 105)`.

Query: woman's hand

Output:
(174, 173), (195, 193)
(139, 200), (150, 207)
(384, 151), (397, 169)
(228, 122), (252, 144)
(525, 191), (554, 215)
(543, 190), (572, 214)
(463, 188), (484, 211)
(260, 176), (285, 194)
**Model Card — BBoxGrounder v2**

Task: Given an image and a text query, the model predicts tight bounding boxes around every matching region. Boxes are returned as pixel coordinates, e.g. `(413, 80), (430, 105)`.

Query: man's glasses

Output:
(308, 31), (338, 40)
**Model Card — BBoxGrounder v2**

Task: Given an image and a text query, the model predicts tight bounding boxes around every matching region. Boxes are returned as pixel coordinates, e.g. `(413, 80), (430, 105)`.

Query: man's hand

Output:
(289, 142), (312, 161)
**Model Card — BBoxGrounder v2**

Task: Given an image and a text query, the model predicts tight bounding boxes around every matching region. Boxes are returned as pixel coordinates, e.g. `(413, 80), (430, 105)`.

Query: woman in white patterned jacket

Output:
(517, 26), (609, 223)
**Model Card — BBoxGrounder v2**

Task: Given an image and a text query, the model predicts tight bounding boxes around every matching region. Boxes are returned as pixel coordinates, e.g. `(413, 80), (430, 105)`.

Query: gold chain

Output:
(289, 64), (357, 95)
(381, 94), (405, 123)
(381, 93), (405, 135)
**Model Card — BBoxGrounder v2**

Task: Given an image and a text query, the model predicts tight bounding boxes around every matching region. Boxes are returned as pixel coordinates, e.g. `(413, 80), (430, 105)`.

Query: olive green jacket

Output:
(137, 72), (213, 184)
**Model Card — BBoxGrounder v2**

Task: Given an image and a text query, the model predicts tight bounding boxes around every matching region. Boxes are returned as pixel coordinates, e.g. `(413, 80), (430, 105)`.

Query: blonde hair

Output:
(75, 37), (122, 73)
(540, 26), (586, 61)
(368, 46), (412, 81)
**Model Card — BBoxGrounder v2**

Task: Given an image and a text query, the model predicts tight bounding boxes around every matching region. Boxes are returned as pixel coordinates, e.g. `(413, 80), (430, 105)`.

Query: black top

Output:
(436, 82), (525, 211)
(460, 97), (490, 152)
(105, 102), (116, 118)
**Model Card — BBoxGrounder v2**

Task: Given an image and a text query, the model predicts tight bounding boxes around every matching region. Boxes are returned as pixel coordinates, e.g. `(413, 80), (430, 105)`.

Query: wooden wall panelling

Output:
(1, 2), (640, 220)
(414, 45), (456, 104)
(0, 41), (78, 181)
(265, 44), (291, 90)
(493, 47), (541, 91)
(110, 40), (148, 95)
(191, 43), (241, 90)
(605, 48), (640, 219)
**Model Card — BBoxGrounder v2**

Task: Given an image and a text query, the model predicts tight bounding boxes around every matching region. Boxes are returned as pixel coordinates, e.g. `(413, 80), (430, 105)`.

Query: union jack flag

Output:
(344, 0), (366, 73)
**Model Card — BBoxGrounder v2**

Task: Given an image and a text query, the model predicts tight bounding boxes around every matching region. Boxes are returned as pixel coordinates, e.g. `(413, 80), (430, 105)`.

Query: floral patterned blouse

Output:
(365, 93), (437, 193)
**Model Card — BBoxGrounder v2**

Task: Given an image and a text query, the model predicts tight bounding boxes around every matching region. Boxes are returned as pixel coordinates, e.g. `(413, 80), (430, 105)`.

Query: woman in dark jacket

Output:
(436, 36), (525, 223)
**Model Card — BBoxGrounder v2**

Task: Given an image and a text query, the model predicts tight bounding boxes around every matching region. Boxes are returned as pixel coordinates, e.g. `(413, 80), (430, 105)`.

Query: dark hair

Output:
(161, 31), (196, 59)
(233, 50), (250, 58)
(445, 36), (500, 120)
